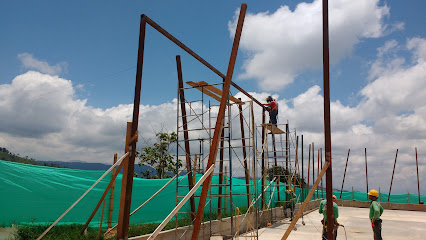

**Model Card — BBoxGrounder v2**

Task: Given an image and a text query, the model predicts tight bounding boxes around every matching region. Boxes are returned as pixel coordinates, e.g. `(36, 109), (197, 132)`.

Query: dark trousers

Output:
(269, 109), (278, 125)
(322, 220), (337, 240)
(372, 219), (382, 240)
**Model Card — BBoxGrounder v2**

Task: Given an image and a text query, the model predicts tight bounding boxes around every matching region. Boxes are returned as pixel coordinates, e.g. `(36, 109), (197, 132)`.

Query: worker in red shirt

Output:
(264, 96), (278, 126)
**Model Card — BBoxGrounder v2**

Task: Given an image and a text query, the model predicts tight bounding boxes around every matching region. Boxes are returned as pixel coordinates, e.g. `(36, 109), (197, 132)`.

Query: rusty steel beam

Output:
(301, 135), (304, 201)
(238, 98), (251, 206)
(176, 55), (196, 220)
(320, 148), (323, 198)
(340, 149), (350, 199)
(415, 147), (421, 204)
(117, 122), (137, 238)
(322, 0), (334, 238)
(261, 110), (266, 207)
(317, 149), (320, 199)
(190, 4), (247, 239)
(388, 149), (398, 202)
(143, 15), (265, 109)
(365, 148), (369, 200)
(312, 142), (315, 199)
(117, 13), (146, 239)
(307, 144), (311, 200)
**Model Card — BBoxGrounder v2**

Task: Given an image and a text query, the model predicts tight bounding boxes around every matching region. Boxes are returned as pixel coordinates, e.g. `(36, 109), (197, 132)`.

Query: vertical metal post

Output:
(117, 122), (134, 239)
(117, 14), (146, 239)
(312, 142), (315, 199)
(388, 149), (398, 202)
(108, 153), (117, 229)
(307, 144), (311, 200)
(365, 148), (369, 200)
(340, 149), (350, 199)
(238, 98), (251, 206)
(191, 4), (246, 239)
(176, 55), (196, 220)
(322, 0), (334, 238)
(302, 135), (304, 201)
(320, 148), (323, 198)
(286, 123), (289, 202)
(317, 149), (320, 199)
(415, 147), (421, 204)
(261, 110), (266, 208)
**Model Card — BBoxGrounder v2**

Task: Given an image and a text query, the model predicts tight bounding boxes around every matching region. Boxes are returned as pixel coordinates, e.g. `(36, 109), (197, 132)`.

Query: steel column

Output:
(176, 55), (196, 220)
(339, 149), (350, 199)
(302, 135), (304, 201)
(322, 0), (334, 238)
(190, 4), (246, 239)
(415, 147), (421, 204)
(312, 142), (315, 199)
(388, 149), (398, 202)
(365, 148), (369, 200)
(261, 110), (266, 208)
(238, 98), (251, 206)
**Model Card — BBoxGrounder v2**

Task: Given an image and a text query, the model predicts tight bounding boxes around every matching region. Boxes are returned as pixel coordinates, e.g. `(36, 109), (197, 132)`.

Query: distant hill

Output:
(0, 147), (63, 168)
(0, 146), (157, 177)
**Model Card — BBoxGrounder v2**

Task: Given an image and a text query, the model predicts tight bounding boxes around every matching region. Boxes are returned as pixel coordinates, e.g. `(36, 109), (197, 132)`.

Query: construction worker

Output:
(319, 195), (339, 240)
(263, 96), (278, 126)
(284, 188), (297, 220)
(368, 189), (383, 240)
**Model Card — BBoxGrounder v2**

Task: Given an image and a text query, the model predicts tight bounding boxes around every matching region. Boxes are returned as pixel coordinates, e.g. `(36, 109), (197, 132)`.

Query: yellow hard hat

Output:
(368, 189), (379, 197)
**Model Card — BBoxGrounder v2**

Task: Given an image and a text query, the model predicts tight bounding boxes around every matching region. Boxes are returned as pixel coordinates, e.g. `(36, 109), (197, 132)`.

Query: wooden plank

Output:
(197, 81), (244, 105)
(104, 170), (183, 236)
(262, 123), (285, 134)
(97, 200), (106, 239)
(107, 153), (117, 229)
(281, 162), (330, 240)
(186, 81), (222, 103)
(35, 152), (129, 240)
(146, 164), (215, 240)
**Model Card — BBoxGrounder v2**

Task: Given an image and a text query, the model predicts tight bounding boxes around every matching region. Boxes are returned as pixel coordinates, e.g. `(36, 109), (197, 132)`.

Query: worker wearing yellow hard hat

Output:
(319, 195), (339, 240)
(368, 189), (383, 240)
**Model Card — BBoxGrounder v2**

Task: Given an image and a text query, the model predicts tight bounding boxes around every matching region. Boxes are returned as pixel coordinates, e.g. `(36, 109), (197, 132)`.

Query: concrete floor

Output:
(240, 206), (426, 240)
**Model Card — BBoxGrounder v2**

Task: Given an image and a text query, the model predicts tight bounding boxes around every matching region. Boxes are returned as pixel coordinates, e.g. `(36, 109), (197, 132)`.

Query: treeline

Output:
(0, 147), (63, 168)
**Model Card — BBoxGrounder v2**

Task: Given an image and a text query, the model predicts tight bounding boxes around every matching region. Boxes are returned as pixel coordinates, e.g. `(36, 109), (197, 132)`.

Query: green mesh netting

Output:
(1, 160), (424, 227)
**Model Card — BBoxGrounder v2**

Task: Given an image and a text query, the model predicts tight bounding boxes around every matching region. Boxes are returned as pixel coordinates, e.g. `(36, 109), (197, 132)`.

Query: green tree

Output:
(137, 132), (181, 179)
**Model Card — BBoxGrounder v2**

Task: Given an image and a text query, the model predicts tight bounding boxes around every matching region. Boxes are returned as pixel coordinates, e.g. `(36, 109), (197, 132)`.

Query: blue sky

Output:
(1, 0), (425, 194)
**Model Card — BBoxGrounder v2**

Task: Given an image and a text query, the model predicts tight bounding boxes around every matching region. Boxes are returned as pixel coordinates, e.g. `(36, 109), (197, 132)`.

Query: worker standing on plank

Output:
(263, 96), (278, 126)
(319, 194), (339, 240)
(368, 189), (383, 240)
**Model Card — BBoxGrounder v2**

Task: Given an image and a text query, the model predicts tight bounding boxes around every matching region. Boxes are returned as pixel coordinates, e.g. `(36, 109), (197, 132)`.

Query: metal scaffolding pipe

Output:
(388, 149), (398, 202)
(415, 147), (422, 204)
(322, 0), (334, 238)
(340, 149), (350, 199)
(365, 148), (369, 200)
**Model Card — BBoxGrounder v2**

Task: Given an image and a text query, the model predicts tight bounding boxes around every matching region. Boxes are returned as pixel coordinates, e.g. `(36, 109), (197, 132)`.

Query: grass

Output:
(14, 207), (250, 239)
(15, 224), (102, 240)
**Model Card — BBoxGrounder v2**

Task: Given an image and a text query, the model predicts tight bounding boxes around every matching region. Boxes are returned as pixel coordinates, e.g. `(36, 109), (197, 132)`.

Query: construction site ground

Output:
(241, 206), (426, 240)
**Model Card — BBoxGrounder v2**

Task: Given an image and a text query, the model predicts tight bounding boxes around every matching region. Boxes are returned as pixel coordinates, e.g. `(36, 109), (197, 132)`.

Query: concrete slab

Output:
(241, 206), (426, 240)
